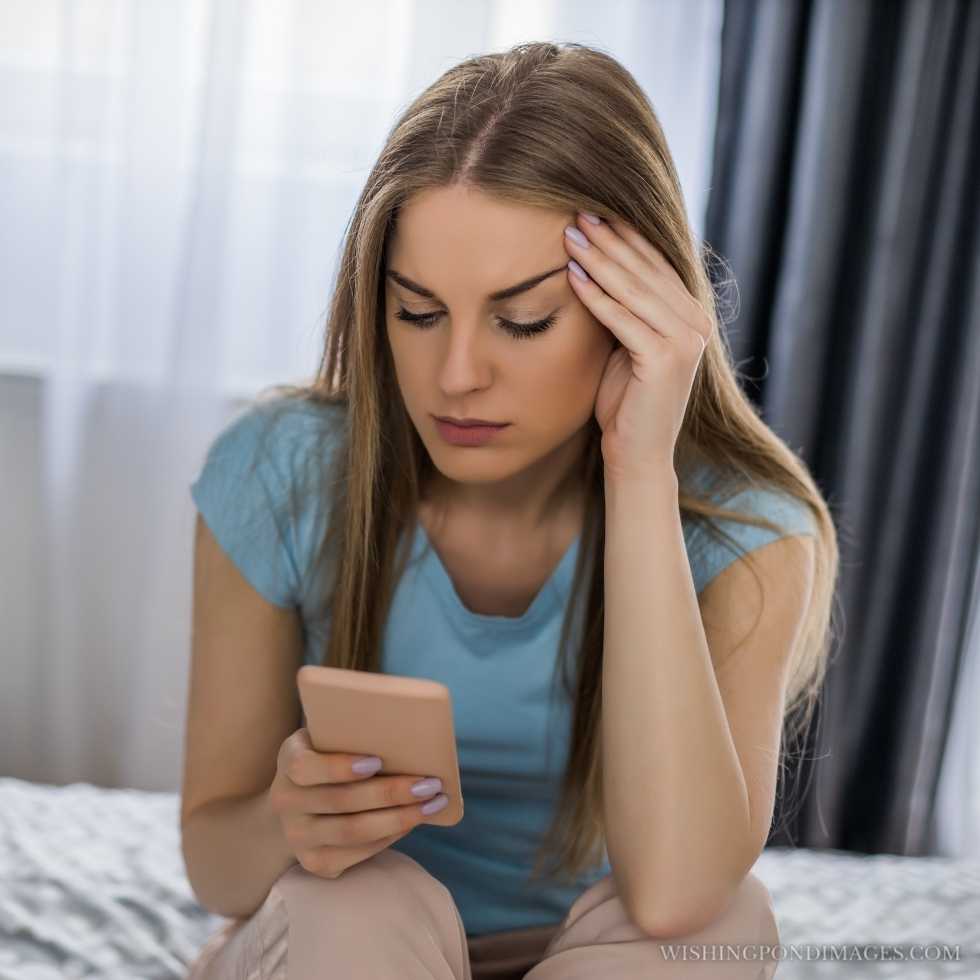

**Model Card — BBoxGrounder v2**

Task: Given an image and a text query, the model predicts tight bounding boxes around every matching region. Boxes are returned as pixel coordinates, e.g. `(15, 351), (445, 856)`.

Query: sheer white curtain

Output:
(0, 0), (724, 793)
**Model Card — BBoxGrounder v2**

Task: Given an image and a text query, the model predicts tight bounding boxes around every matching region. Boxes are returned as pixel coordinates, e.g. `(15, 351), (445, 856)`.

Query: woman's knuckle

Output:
(298, 851), (320, 875)
(335, 818), (356, 846)
(623, 276), (643, 306)
(285, 755), (306, 785)
(267, 784), (286, 812)
(320, 786), (341, 815)
(288, 817), (313, 848)
(317, 857), (342, 879)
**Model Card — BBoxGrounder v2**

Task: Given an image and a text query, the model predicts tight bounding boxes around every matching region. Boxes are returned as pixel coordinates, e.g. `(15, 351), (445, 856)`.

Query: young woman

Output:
(181, 41), (838, 980)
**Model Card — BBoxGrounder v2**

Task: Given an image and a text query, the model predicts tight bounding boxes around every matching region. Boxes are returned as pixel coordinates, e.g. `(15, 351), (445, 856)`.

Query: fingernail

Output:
(564, 226), (589, 248)
(351, 756), (382, 775)
(568, 259), (589, 282)
(421, 793), (449, 815)
(411, 777), (442, 797)
(579, 211), (601, 224)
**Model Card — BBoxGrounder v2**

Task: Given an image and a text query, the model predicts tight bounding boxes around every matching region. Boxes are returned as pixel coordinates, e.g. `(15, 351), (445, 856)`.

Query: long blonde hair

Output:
(263, 41), (840, 885)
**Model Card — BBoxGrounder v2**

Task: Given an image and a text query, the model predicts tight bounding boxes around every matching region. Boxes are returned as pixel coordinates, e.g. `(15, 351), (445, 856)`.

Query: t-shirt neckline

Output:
(411, 520), (581, 634)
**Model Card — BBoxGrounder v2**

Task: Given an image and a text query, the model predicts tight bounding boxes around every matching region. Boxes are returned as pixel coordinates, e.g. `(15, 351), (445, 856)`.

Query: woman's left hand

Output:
(563, 211), (712, 484)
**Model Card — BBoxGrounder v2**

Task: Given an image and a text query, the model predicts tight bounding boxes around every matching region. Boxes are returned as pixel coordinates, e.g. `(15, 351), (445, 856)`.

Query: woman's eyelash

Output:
(394, 307), (557, 340)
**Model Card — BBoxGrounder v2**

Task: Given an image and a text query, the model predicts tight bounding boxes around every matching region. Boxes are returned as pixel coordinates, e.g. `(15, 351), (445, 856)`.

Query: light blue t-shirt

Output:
(189, 396), (816, 937)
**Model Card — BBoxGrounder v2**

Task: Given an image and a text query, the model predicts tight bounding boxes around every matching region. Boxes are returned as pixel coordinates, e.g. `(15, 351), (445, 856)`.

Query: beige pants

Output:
(185, 849), (780, 979)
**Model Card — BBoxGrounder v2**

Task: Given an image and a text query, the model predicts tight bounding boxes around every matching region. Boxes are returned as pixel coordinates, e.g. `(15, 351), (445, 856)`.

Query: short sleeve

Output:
(684, 483), (816, 595)
(190, 401), (312, 608)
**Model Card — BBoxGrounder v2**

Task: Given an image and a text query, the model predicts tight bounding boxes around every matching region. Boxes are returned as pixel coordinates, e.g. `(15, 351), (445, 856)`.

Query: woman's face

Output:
(384, 184), (615, 507)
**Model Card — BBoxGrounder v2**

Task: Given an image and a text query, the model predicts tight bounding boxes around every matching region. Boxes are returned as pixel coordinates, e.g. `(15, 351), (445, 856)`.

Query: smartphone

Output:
(296, 664), (464, 826)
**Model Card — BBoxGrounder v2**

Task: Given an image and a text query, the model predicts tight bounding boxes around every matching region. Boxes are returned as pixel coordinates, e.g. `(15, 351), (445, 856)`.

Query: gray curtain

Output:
(703, 0), (980, 854)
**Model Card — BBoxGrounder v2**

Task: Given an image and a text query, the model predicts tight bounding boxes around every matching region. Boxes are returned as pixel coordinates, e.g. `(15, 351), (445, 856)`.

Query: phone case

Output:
(296, 664), (463, 826)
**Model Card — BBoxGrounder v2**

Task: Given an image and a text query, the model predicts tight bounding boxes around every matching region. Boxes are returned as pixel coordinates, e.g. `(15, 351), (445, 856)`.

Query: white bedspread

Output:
(1, 778), (978, 978)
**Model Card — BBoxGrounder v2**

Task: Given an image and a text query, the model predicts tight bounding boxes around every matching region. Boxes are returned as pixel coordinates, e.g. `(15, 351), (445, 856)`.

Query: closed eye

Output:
(394, 307), (558, 340)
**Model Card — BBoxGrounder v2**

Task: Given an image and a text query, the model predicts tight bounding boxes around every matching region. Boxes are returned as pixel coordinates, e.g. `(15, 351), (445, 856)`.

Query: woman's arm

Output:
(600, 470), (753, 935)
(180, 515), (304, 918)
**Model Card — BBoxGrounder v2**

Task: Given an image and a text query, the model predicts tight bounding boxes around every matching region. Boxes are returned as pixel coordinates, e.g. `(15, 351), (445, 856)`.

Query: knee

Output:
(271, 848), (455, 931)
(654, 871), (779, 948)
(724, 874), (780, 980)
(735, 871), (779, 948)
(260, 850), (469, 978)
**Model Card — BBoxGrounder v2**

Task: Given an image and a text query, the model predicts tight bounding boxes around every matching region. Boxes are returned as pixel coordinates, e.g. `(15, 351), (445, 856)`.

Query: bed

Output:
(1, 777), (978, 979)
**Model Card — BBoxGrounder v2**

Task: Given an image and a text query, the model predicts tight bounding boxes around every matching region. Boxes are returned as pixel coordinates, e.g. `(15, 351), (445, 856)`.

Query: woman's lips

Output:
(434, 418), (509, 447)
(435, 416), (507, 427)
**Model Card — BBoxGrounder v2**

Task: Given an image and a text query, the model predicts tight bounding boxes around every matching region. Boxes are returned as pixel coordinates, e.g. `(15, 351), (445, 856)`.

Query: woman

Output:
(182, 41), (838, 979)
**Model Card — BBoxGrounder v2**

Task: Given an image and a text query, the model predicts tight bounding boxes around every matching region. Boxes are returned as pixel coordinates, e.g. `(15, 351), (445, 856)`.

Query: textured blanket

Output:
(1, 778), (978, 978)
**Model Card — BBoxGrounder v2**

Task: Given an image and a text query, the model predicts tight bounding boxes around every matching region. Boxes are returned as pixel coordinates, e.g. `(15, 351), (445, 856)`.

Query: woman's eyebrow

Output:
(384, 264), (568, 303)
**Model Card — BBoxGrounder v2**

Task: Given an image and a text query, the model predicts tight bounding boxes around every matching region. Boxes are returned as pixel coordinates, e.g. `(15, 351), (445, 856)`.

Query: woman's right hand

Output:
(268, 727), (449, 879)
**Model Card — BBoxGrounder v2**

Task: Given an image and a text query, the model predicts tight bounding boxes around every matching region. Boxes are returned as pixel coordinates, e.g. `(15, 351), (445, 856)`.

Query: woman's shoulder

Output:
(202, 394), (346, 481)
(217, 392), (346, 452)
(190, 393), (348, 608)
(680, 455), (816, 594)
